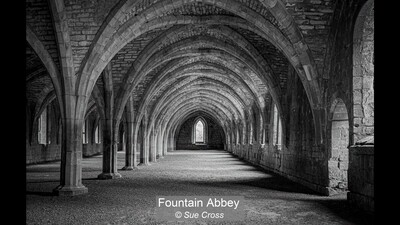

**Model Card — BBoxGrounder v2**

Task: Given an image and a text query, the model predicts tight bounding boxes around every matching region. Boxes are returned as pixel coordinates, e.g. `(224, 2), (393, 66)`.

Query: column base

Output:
(53, 185), (88, 196)
(347, 191), (374, 212)
(121, 166), (138, 170)
(97, 172), (122, 179)
(138, 162), (150, 166)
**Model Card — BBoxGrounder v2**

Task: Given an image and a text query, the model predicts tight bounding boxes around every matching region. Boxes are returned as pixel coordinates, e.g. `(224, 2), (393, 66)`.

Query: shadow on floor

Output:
(304, 198), (375, 225)
(186, 176), (318, 195)
(26, 180), (59, 184)
(26, 168), (60, 173)
(82, 177), (103, 181)
(26, 191), (57, 197)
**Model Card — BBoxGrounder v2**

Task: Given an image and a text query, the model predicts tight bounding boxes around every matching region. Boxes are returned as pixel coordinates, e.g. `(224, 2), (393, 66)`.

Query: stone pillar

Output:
(53, 118), (88, 196)
(154, 132), (158, 159)
(169, 134), (175, 151)
(163, 134), (168, 155)
(98, 119), (121, 179)
(144, 130), (150, 164)
(97, 63), (121, 179)
(347, 136), (374, 212)
(157, 131), (164, 159)
(149, 129), (157, 162)
(139, 118), (150, 165)
(122, 121), (137, 170)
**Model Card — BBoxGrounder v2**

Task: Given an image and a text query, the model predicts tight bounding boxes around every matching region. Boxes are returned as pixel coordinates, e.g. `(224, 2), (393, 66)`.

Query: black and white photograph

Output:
(25, 0), (375, 224)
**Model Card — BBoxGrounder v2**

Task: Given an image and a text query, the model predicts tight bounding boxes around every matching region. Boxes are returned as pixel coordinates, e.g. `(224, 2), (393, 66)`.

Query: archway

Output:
(353, 0), (374, 143)
(328, 98), (349, 193)
(176, 114), (224, 150)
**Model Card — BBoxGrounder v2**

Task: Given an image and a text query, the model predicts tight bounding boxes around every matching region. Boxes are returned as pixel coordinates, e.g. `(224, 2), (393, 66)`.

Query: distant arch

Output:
(328, 98), (349, 193)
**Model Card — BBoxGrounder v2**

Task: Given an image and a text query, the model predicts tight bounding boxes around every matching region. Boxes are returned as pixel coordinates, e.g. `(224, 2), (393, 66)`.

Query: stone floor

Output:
(26, 150), (374, 225)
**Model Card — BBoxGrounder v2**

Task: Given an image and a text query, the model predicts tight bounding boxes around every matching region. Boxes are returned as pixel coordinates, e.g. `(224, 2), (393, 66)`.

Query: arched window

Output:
(252, 109), (258, 143)
(195, 120), (204, 142)
(272, 104), (282, 150)
(38, 106), (49, 144)
(94, 124), (101, 144)
(329, 98), (349, 191)
(236, 126), (240, 144)
(193, 117), (207, 144)
(82, 119), (88, 144)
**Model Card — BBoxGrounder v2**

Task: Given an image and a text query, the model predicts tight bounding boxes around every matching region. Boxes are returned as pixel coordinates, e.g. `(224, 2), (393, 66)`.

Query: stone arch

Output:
(152, 91), (242, 127)
(77, 0), (323, 144)
(26, 26), (64, 136)
(352, 0), (374, 143)
(163, 103), (231, 145)
(134, 59), (263, 121)
(147, 78), (248, 119)
(328, 98), (349, 194)
(84, 100), (97, 120)
(171, 110), (227, 150)
(114, 36), (276, 124)
(33, 90), (56, 122)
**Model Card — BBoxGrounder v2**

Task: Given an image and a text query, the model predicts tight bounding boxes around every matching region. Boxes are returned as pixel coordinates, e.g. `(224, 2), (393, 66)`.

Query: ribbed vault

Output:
(78, 0), (324, 145)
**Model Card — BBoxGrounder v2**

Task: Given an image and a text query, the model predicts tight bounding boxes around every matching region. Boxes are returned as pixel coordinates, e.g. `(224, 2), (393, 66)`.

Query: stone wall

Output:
(228, 69), (329, 194)
(322, 0), (370, 145)
(82, 112), (103, 157)
(347, 137), (374, 212)
(26, 100), (62, 164)
(82, 143), (103, 157)
(226, 0), (374, 204)
(176, 115), (224, 150)
(26, 102), (103, 164)
(26, 143), (62, 164)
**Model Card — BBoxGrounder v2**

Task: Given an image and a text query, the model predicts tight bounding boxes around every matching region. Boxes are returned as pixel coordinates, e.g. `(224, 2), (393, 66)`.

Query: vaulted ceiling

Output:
(26, 0), (336, 135)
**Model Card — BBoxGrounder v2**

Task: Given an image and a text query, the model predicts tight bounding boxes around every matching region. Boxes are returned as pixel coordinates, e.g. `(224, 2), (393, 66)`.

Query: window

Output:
(272, 104), (282, 149)
(195, 120), (204, 143)
(249, 123), (253, 144)
(193, 117), (207, 144)
(236, 127), (240, 144)
(82, 119), (88, 144)
(252, 109), (258, 143)
(38, 108), (48, 144)
(94, 124), (101, 144)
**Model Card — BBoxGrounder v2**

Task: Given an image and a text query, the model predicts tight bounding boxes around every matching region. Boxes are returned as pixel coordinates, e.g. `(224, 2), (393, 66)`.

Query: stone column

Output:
(97, 64), (121, 179)
(122, 121), (137, 170)
(98, 119), (122, 179)
(168, 134), (175, 152)
(139, 118), (149, 165)
(162, 133), (167, 155)
(144, 129), (150, 164)
(157, 131), (164, 159)
(149, 128), (157, 162)
(53, 118), (88, 196)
